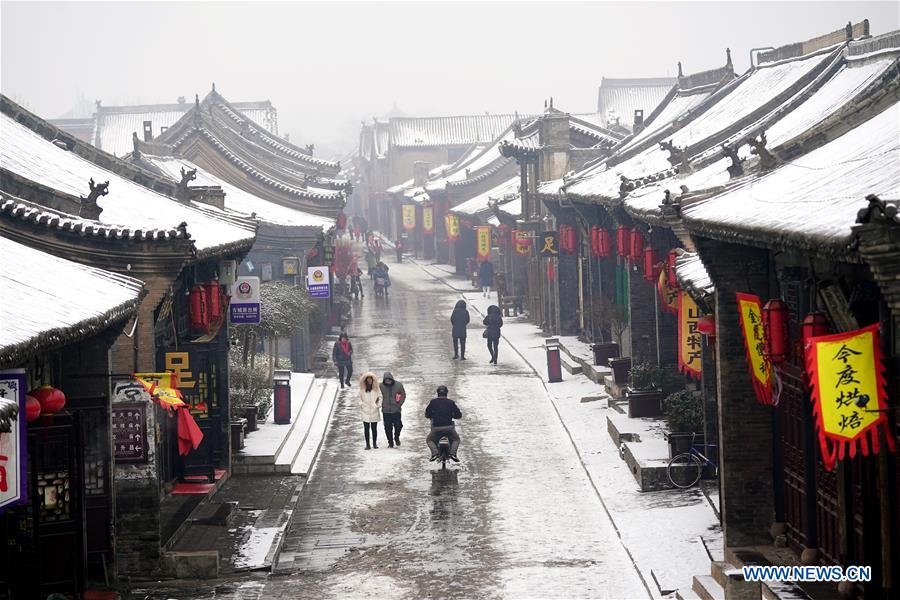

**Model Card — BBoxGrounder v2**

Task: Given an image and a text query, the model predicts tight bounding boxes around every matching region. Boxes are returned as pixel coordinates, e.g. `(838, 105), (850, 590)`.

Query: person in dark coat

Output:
(478, 260), (495, 298)
(483, 305), (503, 365)
(450, 300), (470, 360)
(425, 385), (462, 461)
(380, 372), (406, 447)
(332, 333), (353, 388)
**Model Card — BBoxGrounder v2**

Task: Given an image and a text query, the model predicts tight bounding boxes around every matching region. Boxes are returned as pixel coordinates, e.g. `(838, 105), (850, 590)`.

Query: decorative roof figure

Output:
(721, 143), (744, 179)
(747, 132), (777, 172)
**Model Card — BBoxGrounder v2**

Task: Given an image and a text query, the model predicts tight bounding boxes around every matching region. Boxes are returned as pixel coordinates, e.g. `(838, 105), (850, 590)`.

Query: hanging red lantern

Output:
(666, 250), (679, 288)
(590, 227), (599, 256)
(30, 385), (66, 416)
(642, 246), (658, 281)
(189, 285), (210, 334)
(762, 299), (790, 364)
(547, 259), (556, 281)
(630, 229), (644, 262)
(565, 226), (577, 255)
(616, 226), (630, 257)
(697, 315), (716, 336)
(801, 313), (829, 348)
(204, 280), (223, 325)
(25, 394), (41, 423)
(597, 228), (611, 258)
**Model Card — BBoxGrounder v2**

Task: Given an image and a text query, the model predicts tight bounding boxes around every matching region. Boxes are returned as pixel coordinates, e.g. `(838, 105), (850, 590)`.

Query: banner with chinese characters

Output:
(513, 229), (531, 256)
(678, 292), (702, 380)
(736, 293), (774, 405)
(657, 270), (678, 315)
(538, 231), (559, 257)
(132, 373), (203, 456)
(0, 369), (26, 512)
(422, 207), (434, 234)
(805, 324), (894, 471)
(401, 204), (416, 231)
(475, 226), (491, 261)
(445, 214), (459, 241)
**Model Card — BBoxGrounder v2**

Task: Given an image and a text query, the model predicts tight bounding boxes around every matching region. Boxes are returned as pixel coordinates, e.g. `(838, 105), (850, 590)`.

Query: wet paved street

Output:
(133, 259), (650, 599)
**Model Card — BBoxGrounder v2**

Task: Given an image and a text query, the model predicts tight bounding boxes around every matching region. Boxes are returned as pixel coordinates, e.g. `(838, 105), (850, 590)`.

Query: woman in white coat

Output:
(359, 372), (383, 449)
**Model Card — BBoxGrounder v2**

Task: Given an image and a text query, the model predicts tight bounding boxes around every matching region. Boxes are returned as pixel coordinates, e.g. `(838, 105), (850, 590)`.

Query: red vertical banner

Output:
(475, 226), (491, 262)
(678, 291), (702, 380)
(735, 292), (774, 405)
(805, 324), (894, 470)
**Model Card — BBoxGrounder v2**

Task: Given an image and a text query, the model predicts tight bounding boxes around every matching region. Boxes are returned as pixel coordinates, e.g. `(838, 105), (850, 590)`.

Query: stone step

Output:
(292, 381), (340, 476)
(273, 381), (328, 472)
(560, 354), (583, 375)
(677, 587), (702, 600)
(692, 575), (725, 600)
(190, 501), (238, 526)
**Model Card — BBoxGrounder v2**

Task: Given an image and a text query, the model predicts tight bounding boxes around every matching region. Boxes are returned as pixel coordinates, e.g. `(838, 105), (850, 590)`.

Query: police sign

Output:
(229, 276), (261, 324)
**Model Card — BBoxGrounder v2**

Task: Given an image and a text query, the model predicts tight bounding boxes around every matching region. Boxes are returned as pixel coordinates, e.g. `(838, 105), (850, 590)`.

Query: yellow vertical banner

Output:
(806, 323), (894, 471)
(423, 207), (434, 234)
(476, 226), (491, 261)
(402, 204), (416, 231)
(658, 269), (679, 314)
(445, 214), (460, 241)
(678, 292), (702, 380)
(735, 292), (773, 405)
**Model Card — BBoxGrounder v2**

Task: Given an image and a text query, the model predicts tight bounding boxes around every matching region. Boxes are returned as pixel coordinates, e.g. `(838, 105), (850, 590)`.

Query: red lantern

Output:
(762, 299), (790, 364)
(189, 285), (210, 334)
(547, 259), (556, 281)
(802, 313), (829, 347)
(597, 228), (611, 258)
(25, 394), (41, 423)
(616, 226), (630, 257)
(590, 227), (599, 256)
(204, 280), (223, 325)
(666, 250), (679, 288)
(630, 229), (644, 262)
(565, 226), (577, 255)
(30, 385), (66, 416)
(642, 246), (658, 281)
(697, 315), (716, 336)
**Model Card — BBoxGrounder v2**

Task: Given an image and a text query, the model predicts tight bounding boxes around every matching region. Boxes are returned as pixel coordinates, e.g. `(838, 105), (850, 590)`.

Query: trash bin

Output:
(273, 370), (292, 424)
(545, 337), (563, 383)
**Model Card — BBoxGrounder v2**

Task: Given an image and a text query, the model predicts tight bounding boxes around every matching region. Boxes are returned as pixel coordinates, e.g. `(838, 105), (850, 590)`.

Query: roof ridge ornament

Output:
(746, 132), (777, 172)
(80, 178), (108, 219)
(660, 140), (692, 173)
(720, 143), (744, 178)
(726, 47), (733, 69)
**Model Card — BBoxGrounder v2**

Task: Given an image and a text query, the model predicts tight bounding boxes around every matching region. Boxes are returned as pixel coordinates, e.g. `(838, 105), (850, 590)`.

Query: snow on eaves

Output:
(0, 113), (256, 258)
(675, 251), (715, 305)
(682, 102), (900, 254)
(451, 176), (520, 217)
(0, 235), (144, 367)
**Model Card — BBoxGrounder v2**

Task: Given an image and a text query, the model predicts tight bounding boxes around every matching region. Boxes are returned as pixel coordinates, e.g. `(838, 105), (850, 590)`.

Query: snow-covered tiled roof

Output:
(597, 77), (676, 132)
(617, 91), (713, 153)
(675, 251), (715, 304)
(144, 156), (334, 231)
(390, 114), (519, 148)
(682, 102), (900, 253)
(424, 126), (516, 192)
(0, 112), (256, 258)
(0, 235), (144, 367)
(451, 176), (520, 216)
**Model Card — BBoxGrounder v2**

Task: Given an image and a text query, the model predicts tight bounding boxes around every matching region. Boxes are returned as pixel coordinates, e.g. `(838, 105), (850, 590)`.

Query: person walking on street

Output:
(450, 300), (470, 360)
(350, 266), (365, 300)
(332, 333), (354, 388)
(395, 238), (403, 263)
(380, 372), (406, 447)
(372, 261), (391, 297)
(425, 385), (462, 462)
(483, 304), (503, 364)
(365, 247), (376, 276)
(373, 238), (382, 263)
(478, 260), (495, 298)
(358, 372), (382, 449)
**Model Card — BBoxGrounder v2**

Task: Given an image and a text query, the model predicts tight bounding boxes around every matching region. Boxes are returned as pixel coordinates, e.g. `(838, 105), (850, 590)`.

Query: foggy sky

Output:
(2, 1), (897, 157)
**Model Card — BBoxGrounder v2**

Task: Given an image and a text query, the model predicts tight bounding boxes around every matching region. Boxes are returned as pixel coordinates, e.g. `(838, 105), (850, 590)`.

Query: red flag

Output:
(177, 406), (204, 456)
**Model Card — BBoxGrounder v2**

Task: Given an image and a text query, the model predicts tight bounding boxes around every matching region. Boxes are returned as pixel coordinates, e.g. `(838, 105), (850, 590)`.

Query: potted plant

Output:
(625, 361), (664, 418)
(664, 389), (705, 458)
(590, 298), (621, 366)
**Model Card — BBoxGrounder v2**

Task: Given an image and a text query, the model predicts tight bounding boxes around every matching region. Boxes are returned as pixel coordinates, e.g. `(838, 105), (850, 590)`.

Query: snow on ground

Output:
(410, 256), (722, 598)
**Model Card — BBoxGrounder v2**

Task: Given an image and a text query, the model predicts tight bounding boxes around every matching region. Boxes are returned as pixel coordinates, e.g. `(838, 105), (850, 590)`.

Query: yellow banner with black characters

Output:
(805, 323), (894, 471)
(402, 204), (416, 231)
(423, 207), (434, 234)
(476, 226), (491, 261)
(736, 293), (773, 405)
(678, 292), (702, 380)
(445, 214), (459, 241)
(132, 373), (185, 409)
(657, 269), (678, 314)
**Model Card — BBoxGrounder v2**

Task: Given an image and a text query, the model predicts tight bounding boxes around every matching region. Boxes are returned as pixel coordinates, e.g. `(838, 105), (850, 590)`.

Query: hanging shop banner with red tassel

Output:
(401, 204), (416, 231)
(445, 214), (460, 241)
(657, 270), (679, 314)
(513, 230), (531, 256)
(735, 293), (774, 405)
(475, 226), (491, 262)
(678, 291), (702, 380)
(133, 373), (204, 456)
(805, 324), (895, 471)
(422, 207), (434, 234)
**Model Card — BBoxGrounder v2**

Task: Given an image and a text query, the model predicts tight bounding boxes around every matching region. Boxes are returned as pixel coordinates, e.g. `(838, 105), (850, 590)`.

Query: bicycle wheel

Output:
(668, 452), (702, 489)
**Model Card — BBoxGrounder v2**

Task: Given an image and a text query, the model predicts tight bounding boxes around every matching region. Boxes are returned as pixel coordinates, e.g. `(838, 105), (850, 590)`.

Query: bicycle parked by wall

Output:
(667, 433), (717, 489)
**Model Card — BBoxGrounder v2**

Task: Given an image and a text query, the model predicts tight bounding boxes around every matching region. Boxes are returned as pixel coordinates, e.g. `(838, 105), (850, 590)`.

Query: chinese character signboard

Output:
(657, 270), (679, 315)
(678, 292), (702, 380)
(0, 369), (26, 512)
(445, 214), (460, 241)
(805, 323), (894, 471)
(402, 204), (416, 231)
(230, 276), (261, 324)
(422, 207), (434, 234)
(164, 350), (208, 415)
(736, 293), (774, 405)
(538, 231), (559, 257)
(513, 230), (531, 256)
(475, 226), (491, 262)
(112, 403), (148, 463)
(307, 265), (331, 299)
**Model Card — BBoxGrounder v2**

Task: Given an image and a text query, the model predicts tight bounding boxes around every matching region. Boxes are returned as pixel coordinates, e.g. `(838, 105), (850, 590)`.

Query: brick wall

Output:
(695, 236), (774, 547)
(627, 264), (658, 363)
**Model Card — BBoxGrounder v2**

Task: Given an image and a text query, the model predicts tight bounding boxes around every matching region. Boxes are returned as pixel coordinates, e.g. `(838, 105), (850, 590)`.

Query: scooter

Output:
(435, 435), (452, 471)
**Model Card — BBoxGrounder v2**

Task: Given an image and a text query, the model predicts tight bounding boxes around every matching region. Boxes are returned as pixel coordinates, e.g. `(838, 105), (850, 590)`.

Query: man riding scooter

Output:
(425, 385), (461, 462)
